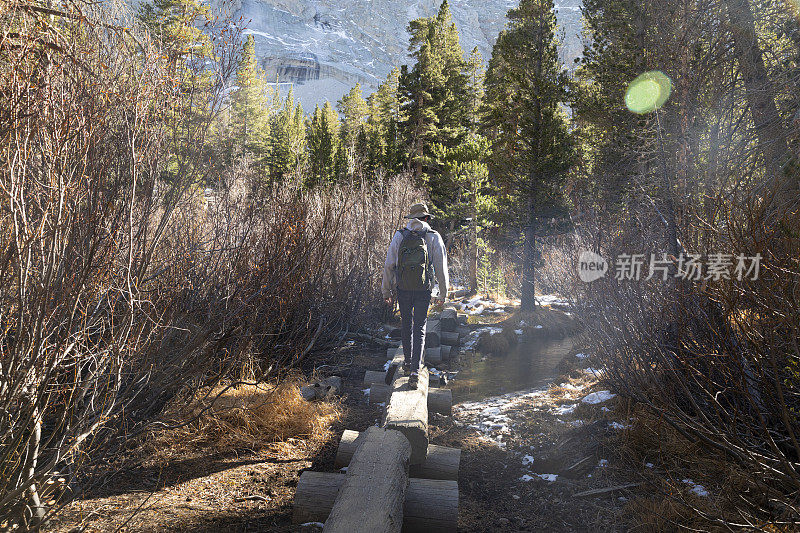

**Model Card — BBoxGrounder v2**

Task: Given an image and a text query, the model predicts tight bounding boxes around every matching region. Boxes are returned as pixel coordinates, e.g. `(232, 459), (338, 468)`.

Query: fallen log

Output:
(366, 371), (439, 389)
(369, 384), (452, 415)
(383, 367), (429, 465)
(323, 426), (411, 533)
(572, 483), (642, 498)
(335, 430), (459, 480)
(439, 309), (458, 332)
(293, 471), (458, 532)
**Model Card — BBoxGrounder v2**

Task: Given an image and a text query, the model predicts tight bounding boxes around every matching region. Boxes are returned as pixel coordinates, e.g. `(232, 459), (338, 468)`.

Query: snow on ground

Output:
(461, 326), (503, 350)
(609, 421), (631, 430)
(553, 404), (576, 415)
(537, 294), (571, 307)
(455, 387), (548, 448)
(581, 390), (616, 404)
(575, 352), (590, 359)
(455, 296), (509, 316)
(682, 479), (710, 497)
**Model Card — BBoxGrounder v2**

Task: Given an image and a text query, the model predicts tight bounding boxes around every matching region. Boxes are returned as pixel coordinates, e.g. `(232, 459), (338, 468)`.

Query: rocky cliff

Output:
(229, 0), (583, 109)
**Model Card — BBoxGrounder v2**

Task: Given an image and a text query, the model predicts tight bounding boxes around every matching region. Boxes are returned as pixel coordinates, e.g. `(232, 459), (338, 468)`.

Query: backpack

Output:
(396, 228), (434, 292)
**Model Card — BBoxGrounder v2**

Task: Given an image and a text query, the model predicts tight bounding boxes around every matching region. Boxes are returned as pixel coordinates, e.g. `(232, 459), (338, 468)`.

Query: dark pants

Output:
(397, 288), (431, 372)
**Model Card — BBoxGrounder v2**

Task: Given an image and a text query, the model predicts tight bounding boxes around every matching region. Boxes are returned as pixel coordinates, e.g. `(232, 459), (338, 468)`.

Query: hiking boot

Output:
(402, 362), (412, 375)
(408, 372), (419, 390)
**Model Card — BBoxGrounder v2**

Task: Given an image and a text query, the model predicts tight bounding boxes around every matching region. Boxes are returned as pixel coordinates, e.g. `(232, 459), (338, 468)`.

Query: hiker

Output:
(382, 202), (449, 389)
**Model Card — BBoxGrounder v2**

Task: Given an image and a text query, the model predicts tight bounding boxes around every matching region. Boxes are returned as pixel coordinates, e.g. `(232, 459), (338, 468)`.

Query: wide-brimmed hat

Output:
(404, 202), (433, 219)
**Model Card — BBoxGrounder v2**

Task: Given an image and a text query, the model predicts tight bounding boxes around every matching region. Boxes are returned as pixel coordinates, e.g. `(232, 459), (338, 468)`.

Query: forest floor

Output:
(44, 299), (695, 532)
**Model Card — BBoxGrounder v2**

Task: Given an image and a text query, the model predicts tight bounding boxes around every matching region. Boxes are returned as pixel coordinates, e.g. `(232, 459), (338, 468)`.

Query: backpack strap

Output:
(399, 227), (427, 238)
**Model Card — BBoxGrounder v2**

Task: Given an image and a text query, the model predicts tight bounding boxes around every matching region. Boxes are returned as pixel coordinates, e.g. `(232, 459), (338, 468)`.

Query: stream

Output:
(449, 335), (575, 403)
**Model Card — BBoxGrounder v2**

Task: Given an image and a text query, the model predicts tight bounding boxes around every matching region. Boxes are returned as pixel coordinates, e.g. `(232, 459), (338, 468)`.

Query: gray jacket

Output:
(381, 218), (449, 299)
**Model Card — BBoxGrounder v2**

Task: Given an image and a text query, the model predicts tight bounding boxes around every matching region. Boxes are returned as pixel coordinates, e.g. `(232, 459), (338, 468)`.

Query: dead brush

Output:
(147, 381), (341, 456)
(612, 404), (751, 530)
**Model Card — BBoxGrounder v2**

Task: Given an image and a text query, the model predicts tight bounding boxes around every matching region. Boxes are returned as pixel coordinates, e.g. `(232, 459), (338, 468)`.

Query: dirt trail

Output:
(46, 302), (643, 532)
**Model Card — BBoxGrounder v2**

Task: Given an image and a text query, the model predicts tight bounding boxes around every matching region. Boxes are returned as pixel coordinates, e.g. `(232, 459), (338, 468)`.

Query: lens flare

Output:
(625, 71), (672, 114)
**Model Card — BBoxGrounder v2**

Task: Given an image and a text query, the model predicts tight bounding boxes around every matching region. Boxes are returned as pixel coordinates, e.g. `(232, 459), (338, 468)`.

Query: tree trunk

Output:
(723, 0), (793, 200)
(520, 202), (536, 312)
(468, 207), (478, 293)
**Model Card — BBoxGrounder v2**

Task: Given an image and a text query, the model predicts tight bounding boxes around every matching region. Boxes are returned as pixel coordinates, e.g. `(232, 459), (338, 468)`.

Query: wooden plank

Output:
(294, 472), (458, 532)
(323, 427), (411, 533)
(335, 430), (459, 480)
(383, 367), (429, 465)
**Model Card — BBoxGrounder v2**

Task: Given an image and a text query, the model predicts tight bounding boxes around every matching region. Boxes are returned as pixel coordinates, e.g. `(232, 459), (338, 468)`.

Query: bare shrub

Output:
(0, 0), (420, 526)
(576, 182), (800, 527)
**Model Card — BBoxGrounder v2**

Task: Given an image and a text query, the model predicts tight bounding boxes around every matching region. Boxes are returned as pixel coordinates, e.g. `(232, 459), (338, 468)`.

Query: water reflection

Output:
(450, 337), (574, 402)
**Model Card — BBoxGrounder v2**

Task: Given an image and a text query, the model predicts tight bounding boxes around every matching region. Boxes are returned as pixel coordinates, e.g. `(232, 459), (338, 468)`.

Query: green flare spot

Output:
(625, 71), (672, 114)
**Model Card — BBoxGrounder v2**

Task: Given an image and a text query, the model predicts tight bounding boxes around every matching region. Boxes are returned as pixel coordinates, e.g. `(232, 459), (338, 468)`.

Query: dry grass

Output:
(145, 381), (341, 457)
(610, 404), (757, 531)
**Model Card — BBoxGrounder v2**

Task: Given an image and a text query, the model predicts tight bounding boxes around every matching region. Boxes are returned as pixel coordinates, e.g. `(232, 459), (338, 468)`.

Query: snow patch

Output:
(553, 404), (576, 415)
(581, 390), (616, 404)
(682, 479), (709, 497)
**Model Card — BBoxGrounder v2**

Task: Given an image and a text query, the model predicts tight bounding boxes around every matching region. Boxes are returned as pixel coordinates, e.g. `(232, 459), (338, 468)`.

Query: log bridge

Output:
(293, 307), (463, 532)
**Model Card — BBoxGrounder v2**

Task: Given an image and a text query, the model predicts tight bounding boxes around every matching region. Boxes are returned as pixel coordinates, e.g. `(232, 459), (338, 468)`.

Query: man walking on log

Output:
(382, 203), (449, 389)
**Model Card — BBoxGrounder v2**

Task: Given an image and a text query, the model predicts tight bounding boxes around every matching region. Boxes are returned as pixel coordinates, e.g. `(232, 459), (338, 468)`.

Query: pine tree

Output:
(230, 35), (272, 167)
(400, 0), (468, 185)
(306, 101), (340, 187)
(482, 0), (575, 310)
(137, 0), (214, 183)
(268, 88), (305, 179)
(337, 83), (369, 179)
(400, 0), (479, 235)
